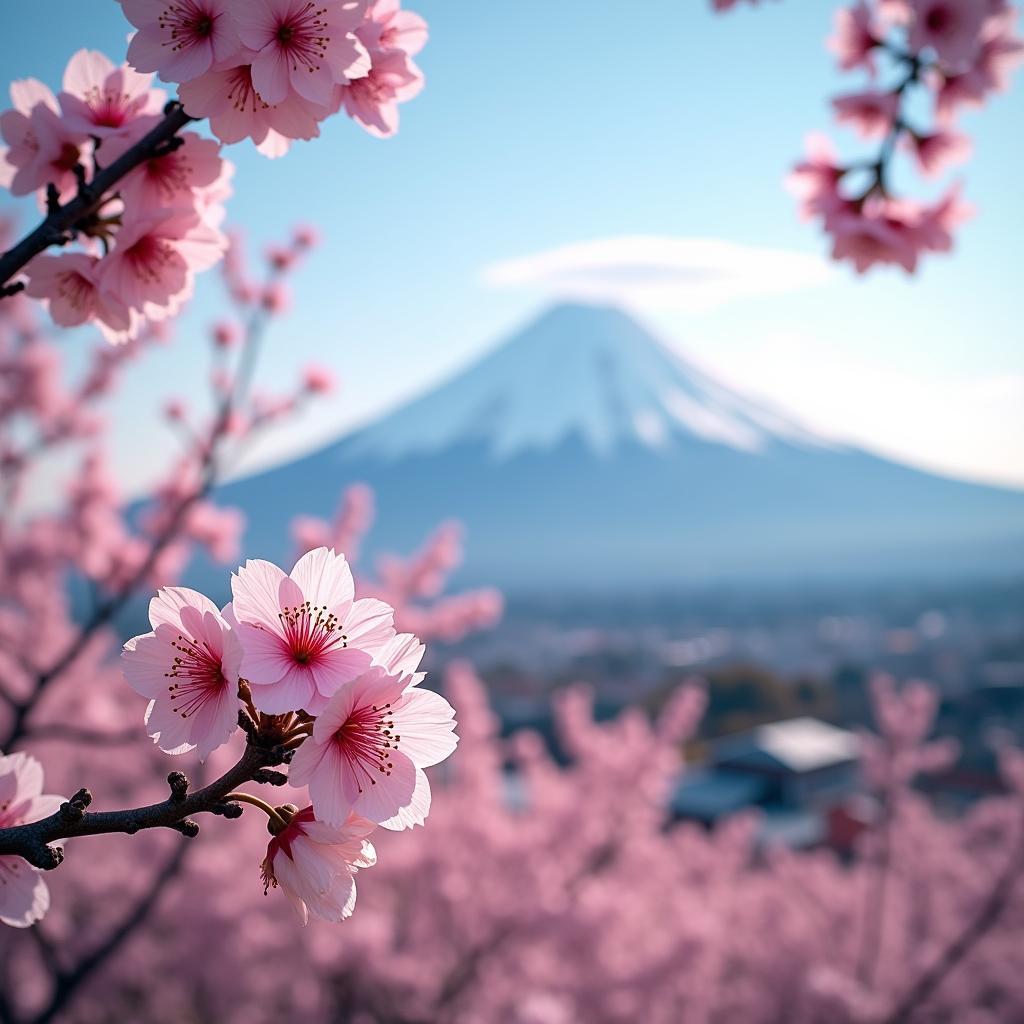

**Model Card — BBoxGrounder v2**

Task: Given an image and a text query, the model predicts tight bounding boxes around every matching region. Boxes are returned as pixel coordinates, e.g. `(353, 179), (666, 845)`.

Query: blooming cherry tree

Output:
(0, 0), (450, 967)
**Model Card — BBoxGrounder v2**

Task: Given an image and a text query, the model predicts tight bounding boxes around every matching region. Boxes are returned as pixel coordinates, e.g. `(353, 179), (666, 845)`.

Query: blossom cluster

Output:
(0, 1), (426, 342)
(0, 50), (231, 342)
(293, 485), (504, 644)
(120, 546), (457, 923)
(125, 0), (428, 149)
(786, 0), (1023, 273)
(9, 664), (1024, 1023)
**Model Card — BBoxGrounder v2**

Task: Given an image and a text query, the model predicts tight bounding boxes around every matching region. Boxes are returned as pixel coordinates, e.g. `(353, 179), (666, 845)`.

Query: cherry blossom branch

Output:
(0, 103), (196, 297)
(883, 803), (1024, 1024)
(1, 293), (275, 751)
(26, 842), (191, 1024)
(0, 720), (293, 869)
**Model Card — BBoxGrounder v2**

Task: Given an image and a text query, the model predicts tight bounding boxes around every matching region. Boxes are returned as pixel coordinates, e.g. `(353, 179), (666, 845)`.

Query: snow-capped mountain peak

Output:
(344, 303), (830, 461)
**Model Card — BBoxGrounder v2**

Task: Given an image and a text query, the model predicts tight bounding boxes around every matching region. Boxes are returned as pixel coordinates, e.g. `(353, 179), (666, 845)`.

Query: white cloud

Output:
(481, 235), (835, 312)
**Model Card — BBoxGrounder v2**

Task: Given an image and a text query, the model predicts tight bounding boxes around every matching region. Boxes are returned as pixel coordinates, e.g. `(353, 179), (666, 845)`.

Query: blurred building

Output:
(671, 716), (861, 849)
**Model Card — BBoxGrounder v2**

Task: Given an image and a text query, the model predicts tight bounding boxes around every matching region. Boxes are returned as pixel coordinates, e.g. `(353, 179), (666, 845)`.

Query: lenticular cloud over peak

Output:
(481, 235), (835, 312)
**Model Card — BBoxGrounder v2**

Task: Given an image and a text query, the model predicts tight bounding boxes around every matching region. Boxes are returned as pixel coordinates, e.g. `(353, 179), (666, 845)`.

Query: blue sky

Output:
(3, 0), (1022, 493)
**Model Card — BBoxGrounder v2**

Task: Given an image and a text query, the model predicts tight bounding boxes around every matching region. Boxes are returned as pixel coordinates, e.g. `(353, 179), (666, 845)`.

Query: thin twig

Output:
(1, 295), (275, 752)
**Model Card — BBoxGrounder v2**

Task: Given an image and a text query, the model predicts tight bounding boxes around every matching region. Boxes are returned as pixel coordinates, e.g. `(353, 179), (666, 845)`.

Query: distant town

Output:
(438, 577), (1024, 849)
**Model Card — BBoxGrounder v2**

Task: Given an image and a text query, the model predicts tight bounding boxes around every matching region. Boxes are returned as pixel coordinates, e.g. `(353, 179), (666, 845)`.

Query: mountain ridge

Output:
(341, 303), (837, 463)
(216, 303), (1024, 590)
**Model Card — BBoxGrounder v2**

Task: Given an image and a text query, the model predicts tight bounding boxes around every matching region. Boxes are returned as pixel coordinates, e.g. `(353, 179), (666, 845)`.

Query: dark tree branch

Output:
(0, 726), (291, 869)
(0, 103), (196, 292)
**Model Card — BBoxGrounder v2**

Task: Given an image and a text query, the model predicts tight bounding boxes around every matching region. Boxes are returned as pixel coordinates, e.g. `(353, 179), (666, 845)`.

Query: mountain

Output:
(217, 303), (1024, 590)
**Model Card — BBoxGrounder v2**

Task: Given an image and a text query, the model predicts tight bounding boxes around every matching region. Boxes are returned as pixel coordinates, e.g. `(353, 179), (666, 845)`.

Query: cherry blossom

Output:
(0, 79), (87, 201)
(829, 1), (881, 73)
(905, 125), (971, 175)
(785, 133), (846, 223)
(334, 0), (426, 137)
(23, 254), (133, 343)
(177, 62), (326, 152)
(831, 88), (900, 138)
(230, 547), (396, 715)
(120, 0), (243, 84)
(908, 0), (989, 69)
(96, 208), (227, 325)
(0, 753), (64, 928)
(828, 200), (923, 273)
(935, 9), (1024, 118)
(233, 0), (371, 106)
(122, 587), (242, 760)
(260, 806), (376, 924)
(57, 50), (166, 156)
(288, 665), (457, 829)
(118, 130), (226, 211)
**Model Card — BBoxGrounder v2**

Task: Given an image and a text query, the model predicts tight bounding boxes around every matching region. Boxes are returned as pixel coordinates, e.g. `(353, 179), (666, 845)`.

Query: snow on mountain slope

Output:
(342, 303), (834, 461)
(212, 301), (1024, 590)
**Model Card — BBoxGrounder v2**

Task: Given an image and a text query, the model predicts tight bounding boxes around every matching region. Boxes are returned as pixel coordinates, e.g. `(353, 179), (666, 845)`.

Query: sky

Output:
(3, 0), (1023, 494)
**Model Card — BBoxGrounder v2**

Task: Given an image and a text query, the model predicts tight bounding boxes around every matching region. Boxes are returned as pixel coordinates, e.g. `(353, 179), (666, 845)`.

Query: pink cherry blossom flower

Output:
(57, 50), (165, 155)
(0, 79), (88, 200)
(335, 0), (424, 137)
(293, 224), (319, 249)
(230, 547), (396, 715)
(336, 46), (423, 137)
(829, 199), (923, 273)
(905, 127), (972, 175)
(375, 631), (426, 682)
(302, 364), (334, 394)
(121, 586), (242, 760)
(260, 806), (376, 924)
(120, 0), (242, 84)
(785, 134), (848, 224)
(119, 131), (225, 211)
(287, 665), (457, 829)
(0, 752), (65, 929)
(913, 185), (973, 252)
(98, 208), (226, 323)
(371, 0), (428, 57)
(260, 280), (290, 313)
(831, 89), (900, 139)
(829, 1), (881, 73)
(177, 63), (324, 149)
(935, 10), (1024, 119)
(212, 320), (238, 347)
(908, 0), (988, 70)
(233, 0), (371, 107)
(24, 254), (134, 343)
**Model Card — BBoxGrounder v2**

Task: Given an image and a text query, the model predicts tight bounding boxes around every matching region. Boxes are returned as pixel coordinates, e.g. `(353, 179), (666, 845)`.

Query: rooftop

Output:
(715, 716), (860, 773)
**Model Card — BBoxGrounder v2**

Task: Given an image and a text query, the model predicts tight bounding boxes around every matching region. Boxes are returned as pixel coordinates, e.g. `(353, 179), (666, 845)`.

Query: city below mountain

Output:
(218, 303), (1024, 591)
